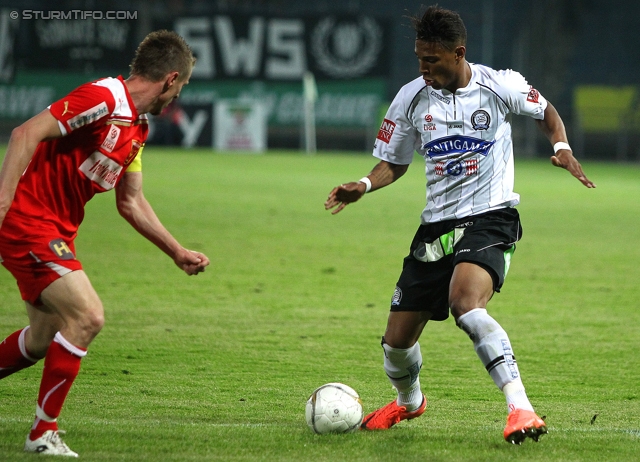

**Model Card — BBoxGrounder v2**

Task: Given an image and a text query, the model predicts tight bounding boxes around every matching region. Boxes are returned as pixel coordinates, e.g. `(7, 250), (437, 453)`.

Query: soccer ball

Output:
(305, 383), (364, 434)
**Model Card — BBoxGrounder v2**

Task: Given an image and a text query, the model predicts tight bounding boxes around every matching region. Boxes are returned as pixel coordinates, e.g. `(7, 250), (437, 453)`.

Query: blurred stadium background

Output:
(0, 0), (638, 161)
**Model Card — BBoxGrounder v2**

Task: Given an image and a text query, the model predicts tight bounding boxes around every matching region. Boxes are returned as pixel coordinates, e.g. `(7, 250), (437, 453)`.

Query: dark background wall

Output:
(0, 0), (638, 159)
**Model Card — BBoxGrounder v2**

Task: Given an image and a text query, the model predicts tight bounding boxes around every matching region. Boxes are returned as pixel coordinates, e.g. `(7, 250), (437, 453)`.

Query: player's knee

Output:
(449, 294), (485, 320)
(73, 308), (104, 341)
(85, 310), (105, 335)
(382, 334), (417, 350)
(449, 287), (493, 319)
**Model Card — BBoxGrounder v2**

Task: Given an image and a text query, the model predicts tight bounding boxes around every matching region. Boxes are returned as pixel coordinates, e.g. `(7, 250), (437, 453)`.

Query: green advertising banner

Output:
(0, 71), (386, 129)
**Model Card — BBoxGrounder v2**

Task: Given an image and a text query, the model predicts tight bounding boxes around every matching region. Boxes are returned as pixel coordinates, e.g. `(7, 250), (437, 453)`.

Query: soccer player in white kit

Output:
(325, 5), (595, 444)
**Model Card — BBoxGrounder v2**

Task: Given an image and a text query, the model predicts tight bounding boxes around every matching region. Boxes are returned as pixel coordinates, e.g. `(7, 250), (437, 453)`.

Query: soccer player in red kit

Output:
(0, 30), (209, 457)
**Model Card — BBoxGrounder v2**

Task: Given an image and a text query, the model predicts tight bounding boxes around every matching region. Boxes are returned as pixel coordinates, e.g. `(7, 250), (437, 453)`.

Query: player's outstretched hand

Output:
(175, 249), (210, 275)
(324, 182), (366, 215)
(550, 150), (596, 188)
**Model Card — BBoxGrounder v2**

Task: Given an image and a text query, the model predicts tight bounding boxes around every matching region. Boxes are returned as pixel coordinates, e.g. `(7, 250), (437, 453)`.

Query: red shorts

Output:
(0, 219), (82, 305)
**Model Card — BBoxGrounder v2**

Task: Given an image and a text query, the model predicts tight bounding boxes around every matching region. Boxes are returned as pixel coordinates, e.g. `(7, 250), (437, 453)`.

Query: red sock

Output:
(0, 327), (38, 379)
(29, 333), (86, 441)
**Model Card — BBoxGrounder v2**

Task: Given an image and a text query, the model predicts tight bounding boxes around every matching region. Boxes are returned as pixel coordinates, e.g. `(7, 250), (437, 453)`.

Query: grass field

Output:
(1, 148), (639, 461)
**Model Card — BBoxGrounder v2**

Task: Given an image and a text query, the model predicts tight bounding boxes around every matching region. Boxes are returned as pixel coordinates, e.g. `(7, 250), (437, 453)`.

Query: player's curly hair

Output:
(129, 30), (196, 82)
(410, 5), (467, 49)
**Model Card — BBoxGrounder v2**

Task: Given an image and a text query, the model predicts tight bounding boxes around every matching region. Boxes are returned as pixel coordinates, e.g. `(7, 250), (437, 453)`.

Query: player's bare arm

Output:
(0, 110), (62, 227)
(324, 160), (408, 215)
(536, 102), (596, 188)
(115, 171), (210, 275)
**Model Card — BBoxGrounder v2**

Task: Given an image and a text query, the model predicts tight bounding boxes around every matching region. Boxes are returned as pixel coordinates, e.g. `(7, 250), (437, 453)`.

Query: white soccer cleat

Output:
(24, 430), (78, 457)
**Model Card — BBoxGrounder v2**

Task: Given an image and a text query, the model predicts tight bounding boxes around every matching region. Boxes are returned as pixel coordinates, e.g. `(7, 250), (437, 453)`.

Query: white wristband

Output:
(359, 176), (372, 193)
(553, 142), (572, 153)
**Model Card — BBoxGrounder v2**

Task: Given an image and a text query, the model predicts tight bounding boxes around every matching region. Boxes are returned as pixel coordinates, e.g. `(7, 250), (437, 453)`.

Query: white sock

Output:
(382, 340), (423, 411)
(457, 308), (534, 412)
(503, 378), (534, 412)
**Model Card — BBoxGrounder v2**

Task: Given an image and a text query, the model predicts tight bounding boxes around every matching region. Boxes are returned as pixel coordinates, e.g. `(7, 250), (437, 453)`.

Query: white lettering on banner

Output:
(34, 20), (131, 49)
(36, 20), (96, 47)
(178, 110), (208, 147)
(266, 19), (306, 79)
(78, 151), (122, 190)
(180, 87), (381, 127)
(96, 21), (130, 49)
(276, 93), (379, 125)
(213, 16), (263, 77)
(174, 16), (305, 79)
(0, 10), (19, 83)
(68, 102), (108, 130)
(0, 86), (55, 117)
(175, 18), (215, 79)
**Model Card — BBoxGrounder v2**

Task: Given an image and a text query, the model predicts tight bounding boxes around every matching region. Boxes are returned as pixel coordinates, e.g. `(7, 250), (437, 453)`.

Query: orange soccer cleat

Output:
(503, 409), (548, 444)
(361, 395), (427, 430)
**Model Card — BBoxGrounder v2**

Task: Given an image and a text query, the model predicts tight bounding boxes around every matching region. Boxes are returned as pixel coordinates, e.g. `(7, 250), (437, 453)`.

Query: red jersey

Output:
(4, 76), (148, 241)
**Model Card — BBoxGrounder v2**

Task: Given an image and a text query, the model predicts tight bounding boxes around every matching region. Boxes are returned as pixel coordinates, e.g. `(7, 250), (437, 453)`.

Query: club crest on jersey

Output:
(48, 239), (74, 260)
(124, 139), (143, 166)
(471, 110), (491, 130)
(376, 118), (396, 144)
(423, 135), (495, 159)
(527, 86), (540, 103)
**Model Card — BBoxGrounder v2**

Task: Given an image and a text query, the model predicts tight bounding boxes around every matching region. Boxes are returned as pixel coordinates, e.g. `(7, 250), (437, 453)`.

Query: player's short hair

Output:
(129, 30), (196, 82)
(411, 5), (467, 50)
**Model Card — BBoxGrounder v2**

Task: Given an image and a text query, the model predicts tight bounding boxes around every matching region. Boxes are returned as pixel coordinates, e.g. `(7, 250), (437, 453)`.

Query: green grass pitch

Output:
(1, 147), (639, 461)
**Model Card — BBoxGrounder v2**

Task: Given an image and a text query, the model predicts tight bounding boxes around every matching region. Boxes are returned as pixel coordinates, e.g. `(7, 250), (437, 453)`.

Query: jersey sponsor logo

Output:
(48, 239), (75, 260)
(67, 102), (109, 131)
(434, 158), (478, 177)
(527, 86), (540, 103)
(430, 90), (451, 104)
(124, 139), (143, 166)
(471, 109), (490, 130)
(447, 120), (464, 135)
(423, 135), (495, 159)
(376, 118), (396, 144)
(100, 124), (121, 153)
(78, 151), (123, 190)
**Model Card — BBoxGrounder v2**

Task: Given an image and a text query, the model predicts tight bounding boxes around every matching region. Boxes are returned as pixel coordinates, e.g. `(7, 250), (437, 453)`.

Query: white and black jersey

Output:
(373, 63), (547, 223)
